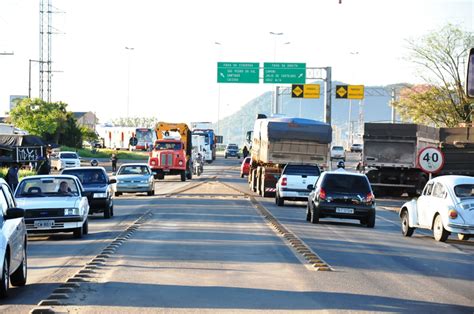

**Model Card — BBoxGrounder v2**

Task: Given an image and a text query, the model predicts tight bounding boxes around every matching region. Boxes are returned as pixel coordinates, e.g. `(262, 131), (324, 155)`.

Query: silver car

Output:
(115, 163), (155, 197)
(0, 178), (27, 297)
(14, 175), (90, 238)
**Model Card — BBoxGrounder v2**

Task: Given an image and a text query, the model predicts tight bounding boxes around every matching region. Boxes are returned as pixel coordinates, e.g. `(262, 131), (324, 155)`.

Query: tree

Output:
(10, 98), (84, 147)
(392, 24), (474, 127)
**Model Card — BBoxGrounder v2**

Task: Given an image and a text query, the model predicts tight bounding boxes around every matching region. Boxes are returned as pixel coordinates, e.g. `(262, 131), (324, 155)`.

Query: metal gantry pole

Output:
(324, 67), (332, 125)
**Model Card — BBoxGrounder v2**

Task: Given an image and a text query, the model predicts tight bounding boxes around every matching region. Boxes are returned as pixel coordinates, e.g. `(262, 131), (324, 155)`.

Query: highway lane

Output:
(2, 157), (473, 312)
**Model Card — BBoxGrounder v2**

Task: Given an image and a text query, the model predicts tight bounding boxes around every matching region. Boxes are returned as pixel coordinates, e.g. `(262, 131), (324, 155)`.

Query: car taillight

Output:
(319, 188), (327, 200)
(281, 177), (287, 186)
(448, 209), (458, 219)
(365, 192), (375, 203)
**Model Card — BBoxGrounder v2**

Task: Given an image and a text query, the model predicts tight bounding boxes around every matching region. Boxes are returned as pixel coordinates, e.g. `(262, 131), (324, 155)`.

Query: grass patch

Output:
(60, 146), (149, 160)
(0, 167), (37, 181)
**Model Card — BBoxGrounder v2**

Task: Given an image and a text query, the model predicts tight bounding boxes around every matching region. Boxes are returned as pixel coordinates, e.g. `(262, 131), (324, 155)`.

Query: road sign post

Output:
(417, 147), (445, 179)
(217, 62), (260, 83)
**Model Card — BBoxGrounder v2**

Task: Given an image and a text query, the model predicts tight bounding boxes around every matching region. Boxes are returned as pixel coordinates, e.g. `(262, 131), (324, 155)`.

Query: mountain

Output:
(213, 82), (404, 147)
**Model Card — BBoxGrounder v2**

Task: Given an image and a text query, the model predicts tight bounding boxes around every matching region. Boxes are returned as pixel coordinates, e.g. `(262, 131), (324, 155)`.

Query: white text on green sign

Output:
(217, 62), (260, 83)
(263, 63), (306, 84)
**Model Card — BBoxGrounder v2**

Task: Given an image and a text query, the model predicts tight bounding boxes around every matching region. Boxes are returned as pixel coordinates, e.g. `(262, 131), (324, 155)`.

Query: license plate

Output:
(336, 208), (354, 214)
(298, 192), (308, 196)
(163, 169), (170, 172)
(34, 220), (54, 229)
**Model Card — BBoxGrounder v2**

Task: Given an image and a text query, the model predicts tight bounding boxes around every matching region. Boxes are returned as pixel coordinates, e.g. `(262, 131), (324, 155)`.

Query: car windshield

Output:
(15, 177), (79, 197)
(62, 169), (106, 184)
(454, 184), (474, 198)
(155, 142), (182, 150)
(332, 146), (344, 151)
(118, 165), (150, 175)
(227, 145), (238, 150)
(322, 174), (371, 194)
(284, 165), (320, 176)
(60, 153), (78, 159)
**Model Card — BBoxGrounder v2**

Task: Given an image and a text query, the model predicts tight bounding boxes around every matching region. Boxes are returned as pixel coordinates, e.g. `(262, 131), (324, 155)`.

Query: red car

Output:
(240, 157), (251, 178)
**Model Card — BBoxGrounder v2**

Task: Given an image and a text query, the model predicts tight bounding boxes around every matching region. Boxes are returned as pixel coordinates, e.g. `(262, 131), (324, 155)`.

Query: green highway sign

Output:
(217, 62), (260, 83)
(264, 63), (306, 84)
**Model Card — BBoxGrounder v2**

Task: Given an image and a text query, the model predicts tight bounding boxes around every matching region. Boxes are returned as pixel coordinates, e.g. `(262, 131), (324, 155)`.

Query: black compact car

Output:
(225, 144), (240, 159)
(306, 170), (376, 227)
(61, 167), (116, 219)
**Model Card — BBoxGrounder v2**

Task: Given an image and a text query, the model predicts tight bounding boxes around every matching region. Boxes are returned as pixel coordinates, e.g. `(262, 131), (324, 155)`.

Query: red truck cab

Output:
(148, 139), (188, 181)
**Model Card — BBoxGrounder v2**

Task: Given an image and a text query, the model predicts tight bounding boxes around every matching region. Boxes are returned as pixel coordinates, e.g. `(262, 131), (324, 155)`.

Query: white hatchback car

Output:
(330, 146), (345, 160)
(51, 151), (81, 171)
(399, 175), (474, 242)
(0, 178), (28, 297)
(15, 175), (90, 238)
(275, 164), (321, 207)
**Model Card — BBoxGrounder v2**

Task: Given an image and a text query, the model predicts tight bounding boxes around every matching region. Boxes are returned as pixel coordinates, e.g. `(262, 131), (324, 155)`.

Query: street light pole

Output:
(125, 47), (134, 118)
(215, 42), (222, 135)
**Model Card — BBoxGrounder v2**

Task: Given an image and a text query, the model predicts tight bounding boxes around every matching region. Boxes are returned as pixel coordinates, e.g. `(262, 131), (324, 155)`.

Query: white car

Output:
(51, 151), (81, 170)
(275, 163), (321, 207)
(15, 175), (90, 238)
(330, 146), (345, 160)
(399, 175), (474, 242)
(114, 163), (155, 196)
(0, 179), (28, 297)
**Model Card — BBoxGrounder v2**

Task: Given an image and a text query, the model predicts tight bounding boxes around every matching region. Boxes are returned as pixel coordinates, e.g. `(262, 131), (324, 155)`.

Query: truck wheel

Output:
(401, 210), (414, 236)
(433, 214), (449, 242)
(458, 233), (470, 241)
(157, 173), (164, 180)
(180, 171), (186, 182)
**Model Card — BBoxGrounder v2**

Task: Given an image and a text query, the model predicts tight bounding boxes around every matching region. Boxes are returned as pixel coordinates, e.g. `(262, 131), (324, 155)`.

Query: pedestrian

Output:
(36, 156), (51, 175)
(6, 163), (19, 191)
(110, 153), (118, 172)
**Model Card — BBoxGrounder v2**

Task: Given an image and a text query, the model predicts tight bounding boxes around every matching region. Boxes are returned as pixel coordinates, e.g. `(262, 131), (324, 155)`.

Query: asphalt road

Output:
(1, 157), (473, 313)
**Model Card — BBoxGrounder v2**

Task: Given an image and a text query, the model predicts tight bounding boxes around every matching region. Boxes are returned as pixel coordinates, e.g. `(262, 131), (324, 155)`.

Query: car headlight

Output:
(64, 208), (80, 215)
(93, 192), (107, 198)
(178, 160), (183, 166)
(139, 180), (148, 183)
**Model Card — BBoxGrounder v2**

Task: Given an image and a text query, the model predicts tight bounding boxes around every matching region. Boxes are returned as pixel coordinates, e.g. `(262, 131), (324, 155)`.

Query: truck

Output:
(248, 115), (332, 197)
(363, 123), (474, 197)
(148, 122), (193, 181)
(192, 129), (216, 162)
(95, 124), (136, 150)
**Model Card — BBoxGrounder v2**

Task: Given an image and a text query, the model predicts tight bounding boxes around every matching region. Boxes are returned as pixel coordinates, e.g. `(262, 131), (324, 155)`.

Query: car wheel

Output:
(237, 155), (240, 159)
(275, 193), (284, 207)
(0, 257), (9, 298)
(83, 219), (89, 235)
(310, 206), (320, 224)
(433, 214), (449, 242)
(225, 154), (227, 159)
(147, 189), (155, 196)
(73, 224), (84, 239)
(240, 173), (244, 178)
(110, 205), (114, 217)
(104, 206), (111, 219)
(306, 203), (312, 222)
(401, 210), (415, 237)
(457, 233), (470, 241)
(115, 192), (122, 197)
(11, 243), (27, 287)
(366, 211), (376, 228)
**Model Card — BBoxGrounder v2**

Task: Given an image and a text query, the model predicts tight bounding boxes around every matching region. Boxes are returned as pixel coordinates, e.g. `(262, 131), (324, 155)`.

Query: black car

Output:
(306, 170), (376, 227)
(61, 167), (116, 219)
(225, 144), (240, 159)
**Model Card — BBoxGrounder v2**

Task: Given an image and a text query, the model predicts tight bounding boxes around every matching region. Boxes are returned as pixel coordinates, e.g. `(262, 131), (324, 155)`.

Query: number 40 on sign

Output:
(417, 147), (445, 175)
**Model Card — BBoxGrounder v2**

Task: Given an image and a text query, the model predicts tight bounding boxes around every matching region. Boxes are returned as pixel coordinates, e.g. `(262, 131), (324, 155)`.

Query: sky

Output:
(0, 0), (472, 125)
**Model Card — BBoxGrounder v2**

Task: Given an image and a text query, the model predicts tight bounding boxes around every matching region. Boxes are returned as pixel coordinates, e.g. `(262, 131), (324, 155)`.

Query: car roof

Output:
(21, 174), (80, 180)
(59, 151), (78, 154)
(62, 166), (106, 172)
(430, 175), (474, 186)
(119, 163), (150, 167)
(323, 170), (366, 177)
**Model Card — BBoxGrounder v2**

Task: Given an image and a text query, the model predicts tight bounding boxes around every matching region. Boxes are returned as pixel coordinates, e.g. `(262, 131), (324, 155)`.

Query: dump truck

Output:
(148, 122), (193, 181)
(363, 123), (474, 197)
(248, 115), (332, 197)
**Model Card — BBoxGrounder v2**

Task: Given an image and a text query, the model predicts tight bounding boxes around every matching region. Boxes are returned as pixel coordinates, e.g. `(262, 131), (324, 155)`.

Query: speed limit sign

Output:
(417, 147), (445, 174)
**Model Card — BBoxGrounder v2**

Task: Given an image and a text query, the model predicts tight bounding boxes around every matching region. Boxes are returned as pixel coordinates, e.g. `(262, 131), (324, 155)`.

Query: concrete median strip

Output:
(30, 209), (154, 313)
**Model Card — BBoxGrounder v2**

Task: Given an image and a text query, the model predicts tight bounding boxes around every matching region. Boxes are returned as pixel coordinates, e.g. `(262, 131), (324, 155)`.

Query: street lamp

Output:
(125, 46), (134, 118)
(269, 32), (284, 62)
(215, 42), (223, 135)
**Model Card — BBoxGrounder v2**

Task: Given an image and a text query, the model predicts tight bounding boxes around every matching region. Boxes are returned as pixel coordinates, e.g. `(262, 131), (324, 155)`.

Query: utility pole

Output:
(325, 67), (332, 125)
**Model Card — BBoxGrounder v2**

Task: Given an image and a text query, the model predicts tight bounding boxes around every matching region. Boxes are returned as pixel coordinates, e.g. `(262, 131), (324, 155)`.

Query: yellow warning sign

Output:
(348, 85), (364, 99)
(303, 84), (320, 99)
(292, 85), (303, 97)
(336, 85), (348, 98)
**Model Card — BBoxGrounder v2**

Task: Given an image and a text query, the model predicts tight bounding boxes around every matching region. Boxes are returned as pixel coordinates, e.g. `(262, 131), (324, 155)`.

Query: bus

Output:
(135, 127), (156, 151)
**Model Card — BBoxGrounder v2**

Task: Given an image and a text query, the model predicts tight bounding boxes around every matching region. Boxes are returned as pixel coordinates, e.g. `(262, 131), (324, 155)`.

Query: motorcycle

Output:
(193, 153), (204, 176)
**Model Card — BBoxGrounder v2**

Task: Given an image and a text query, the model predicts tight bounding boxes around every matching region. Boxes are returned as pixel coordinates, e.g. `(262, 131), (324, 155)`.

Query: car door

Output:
(430, 182), (448, 224)
(416, 181), (434, 227)
(0, 184), (22, 271)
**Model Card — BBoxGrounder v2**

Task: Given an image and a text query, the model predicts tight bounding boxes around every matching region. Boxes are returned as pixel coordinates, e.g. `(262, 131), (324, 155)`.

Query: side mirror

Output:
(307, 184), (314, 190)
(109, 178), (117, 184)
(467, 48), (474, 99)
(5, 207), (25, 220)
